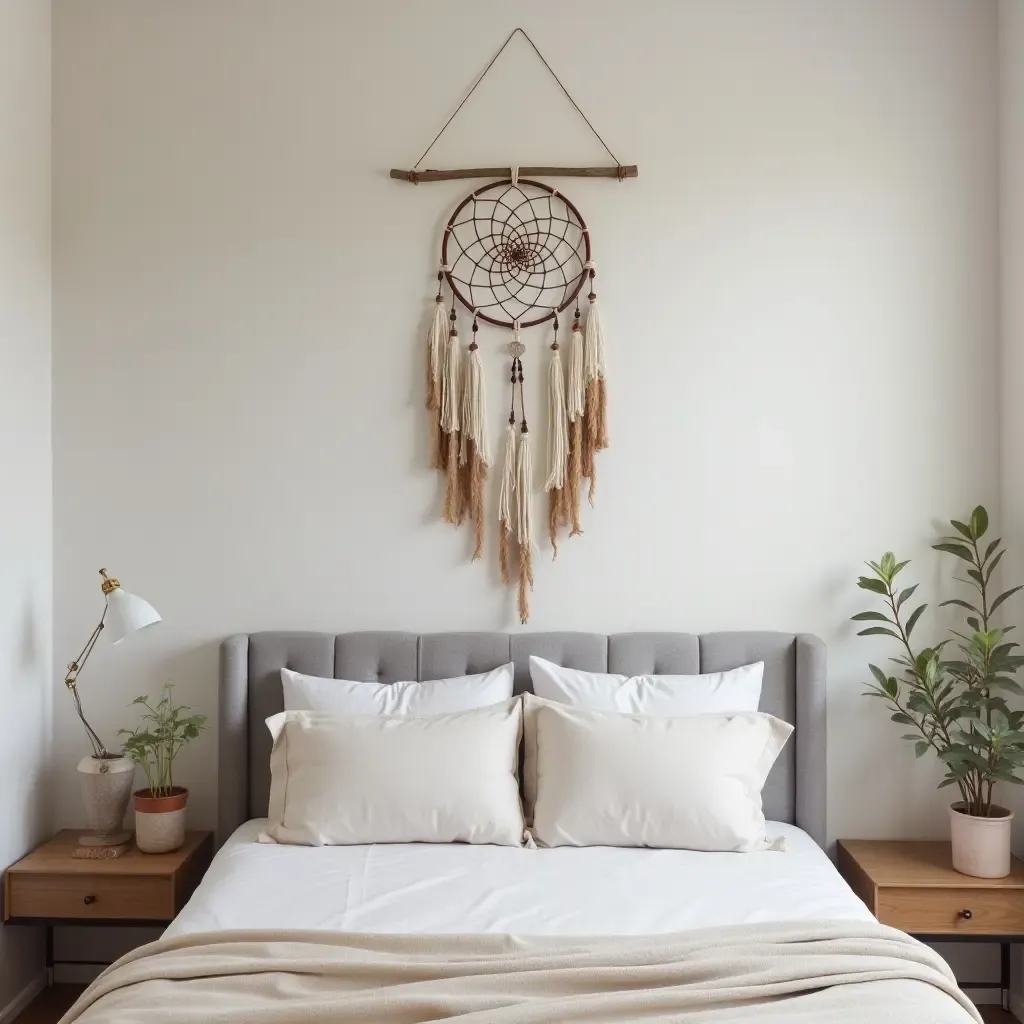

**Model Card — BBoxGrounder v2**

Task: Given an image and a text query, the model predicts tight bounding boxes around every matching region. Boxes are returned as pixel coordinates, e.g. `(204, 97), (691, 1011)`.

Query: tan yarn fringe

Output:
(499, 525), (512, 584)
(548, 489), (560, 556)
(426, 346), (440, 414)
(469, 444), (487, 560)
(567, 418), (584, 536)
(582, 381), (596, 481)
(584, 378), (608, 504)
(442, 429), (462, 524)
(456, 456), (471, 526)
(518, 545), (534, 624)
(429, 413), (444, 471)
(596, 377), (608, 450)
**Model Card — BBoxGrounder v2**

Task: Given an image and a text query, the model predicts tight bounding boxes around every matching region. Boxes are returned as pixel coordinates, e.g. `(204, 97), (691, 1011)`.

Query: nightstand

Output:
(3, 830), (213, 983)
(838, 839), (1024, 1011)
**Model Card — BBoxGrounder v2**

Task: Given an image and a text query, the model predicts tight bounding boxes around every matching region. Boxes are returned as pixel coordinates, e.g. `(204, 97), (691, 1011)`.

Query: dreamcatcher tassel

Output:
(565, 307), (585, 537)
(426, 272), (450, 471)
(441, 307), (463, 525)
(516, 421), (534, 624)
(497, 420), (517, 585)
(544, 315), (569, 556)
(582, 262), (608, 505)
(461, 314), (490, 559)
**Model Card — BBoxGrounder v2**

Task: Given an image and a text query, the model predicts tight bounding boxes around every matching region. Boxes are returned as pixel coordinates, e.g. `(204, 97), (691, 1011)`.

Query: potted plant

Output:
(854, 506), (1024, 877)
(118, 684), (206, 854)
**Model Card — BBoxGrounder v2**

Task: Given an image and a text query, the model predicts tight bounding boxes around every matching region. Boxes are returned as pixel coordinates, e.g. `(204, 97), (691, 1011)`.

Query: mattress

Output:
(166, 819), (872, 938)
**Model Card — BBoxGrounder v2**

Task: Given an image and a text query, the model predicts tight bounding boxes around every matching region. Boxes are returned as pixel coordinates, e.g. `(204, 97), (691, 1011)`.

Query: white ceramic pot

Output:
(949, 802), (1014, 878)
(77, 755), (134, 845)
(133, 787), (188, 853)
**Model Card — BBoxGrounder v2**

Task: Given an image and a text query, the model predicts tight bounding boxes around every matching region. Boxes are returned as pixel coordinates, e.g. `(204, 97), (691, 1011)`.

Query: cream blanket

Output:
(61, 921), (982, 1023)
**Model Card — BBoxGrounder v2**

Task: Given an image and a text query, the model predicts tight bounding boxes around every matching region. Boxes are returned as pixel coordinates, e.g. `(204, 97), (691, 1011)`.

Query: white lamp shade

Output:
(105, 587), (161, 644)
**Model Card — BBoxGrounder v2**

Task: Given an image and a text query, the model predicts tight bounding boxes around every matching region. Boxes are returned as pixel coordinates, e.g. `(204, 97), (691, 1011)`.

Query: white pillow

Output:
(523, 657), (764, 821)
(260, 699), (524, 847)
(281, 663), (514, 715)
(528, 695), (792, 852)
(528, 656), (763, 713)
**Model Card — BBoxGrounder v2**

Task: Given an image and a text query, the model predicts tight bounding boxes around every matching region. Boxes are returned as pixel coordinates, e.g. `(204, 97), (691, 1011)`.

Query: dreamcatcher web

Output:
(442, 179), (590, 329)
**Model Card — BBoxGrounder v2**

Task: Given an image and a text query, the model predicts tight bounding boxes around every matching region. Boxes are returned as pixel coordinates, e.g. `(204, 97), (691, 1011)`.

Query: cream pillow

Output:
(528, 695), (792, 851)
(281, 663), (514, 715)
(529, 656), (763, 713)
(523, 659), (763, 822)
(260, 699), (524, 847)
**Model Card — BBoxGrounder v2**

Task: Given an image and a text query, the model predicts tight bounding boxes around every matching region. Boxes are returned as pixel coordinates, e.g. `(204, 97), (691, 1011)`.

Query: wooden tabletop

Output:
(5, 830), (212, 877)
(838, 840), (1024, 889)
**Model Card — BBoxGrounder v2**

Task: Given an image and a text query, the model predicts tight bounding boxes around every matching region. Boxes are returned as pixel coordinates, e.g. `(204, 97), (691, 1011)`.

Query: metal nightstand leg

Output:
(1001, 941), (1010, 1012)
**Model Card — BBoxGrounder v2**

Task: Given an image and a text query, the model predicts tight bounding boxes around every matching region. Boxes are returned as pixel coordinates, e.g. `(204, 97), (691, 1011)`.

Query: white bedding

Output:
(167, 819), (871, 938)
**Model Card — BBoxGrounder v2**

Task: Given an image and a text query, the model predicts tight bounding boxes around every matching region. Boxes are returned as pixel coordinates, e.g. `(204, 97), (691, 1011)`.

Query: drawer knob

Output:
(959, 909), (972, 920)
(83, 894), (96, 906)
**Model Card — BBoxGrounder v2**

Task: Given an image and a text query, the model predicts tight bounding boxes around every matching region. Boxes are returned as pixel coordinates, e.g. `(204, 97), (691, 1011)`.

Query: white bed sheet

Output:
(167, 820), (872, 938)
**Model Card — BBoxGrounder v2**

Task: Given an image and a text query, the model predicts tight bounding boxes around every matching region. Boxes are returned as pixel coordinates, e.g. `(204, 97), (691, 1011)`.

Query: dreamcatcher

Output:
(395, 29), (635, 623)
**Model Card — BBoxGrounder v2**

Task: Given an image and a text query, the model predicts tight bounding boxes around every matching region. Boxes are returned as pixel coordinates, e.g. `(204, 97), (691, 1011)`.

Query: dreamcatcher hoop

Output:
(441, 178), (591, 330)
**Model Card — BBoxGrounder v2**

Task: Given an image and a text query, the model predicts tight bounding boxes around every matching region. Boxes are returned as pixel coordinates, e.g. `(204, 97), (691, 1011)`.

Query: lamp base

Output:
(78, 830), (133, 847)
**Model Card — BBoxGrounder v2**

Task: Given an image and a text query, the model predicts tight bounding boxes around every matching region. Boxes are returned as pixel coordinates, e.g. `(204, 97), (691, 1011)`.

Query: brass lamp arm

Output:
(65, 604), (111, 758)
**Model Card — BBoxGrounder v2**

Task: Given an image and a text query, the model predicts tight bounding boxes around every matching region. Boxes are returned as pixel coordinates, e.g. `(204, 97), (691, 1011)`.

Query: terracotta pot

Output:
(949, 802), (1013, 878)
(133, 787), (188, 853)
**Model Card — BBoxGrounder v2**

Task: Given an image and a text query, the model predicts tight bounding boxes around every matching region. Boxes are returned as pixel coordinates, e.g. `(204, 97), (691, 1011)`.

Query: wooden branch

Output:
(390, 165), (638, 184)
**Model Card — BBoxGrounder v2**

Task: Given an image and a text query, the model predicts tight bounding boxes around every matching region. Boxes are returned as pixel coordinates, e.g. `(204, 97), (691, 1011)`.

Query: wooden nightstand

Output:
(838, 839), (1024, 1011)
(3, 830), (213, 983)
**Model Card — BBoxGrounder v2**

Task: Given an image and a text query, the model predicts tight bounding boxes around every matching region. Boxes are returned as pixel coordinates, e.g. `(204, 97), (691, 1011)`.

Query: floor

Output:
(10, 984), (1022, 1023)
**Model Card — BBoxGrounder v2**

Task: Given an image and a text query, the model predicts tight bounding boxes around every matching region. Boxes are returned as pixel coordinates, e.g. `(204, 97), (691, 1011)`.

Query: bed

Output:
(61, 631), (982, 1023)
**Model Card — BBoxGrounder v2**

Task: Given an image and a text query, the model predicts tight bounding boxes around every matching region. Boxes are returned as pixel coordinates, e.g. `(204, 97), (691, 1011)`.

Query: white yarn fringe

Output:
(516, 429), (533, 549)
(461, 347), (491, 466)
(441, 332), (461, 433)
(567, 325), (585, 422)
(428, 301), (449, 393)
(498, 423), (517, 527)
(545, 348), (568, 491)
(584, 299), (606, 384)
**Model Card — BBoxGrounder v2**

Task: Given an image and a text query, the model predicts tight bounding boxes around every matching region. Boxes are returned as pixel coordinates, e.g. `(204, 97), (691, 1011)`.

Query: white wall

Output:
(52, 0), (1000, 840)
(0, 0), (52, 1016)
(1001, 1), (1024, 661)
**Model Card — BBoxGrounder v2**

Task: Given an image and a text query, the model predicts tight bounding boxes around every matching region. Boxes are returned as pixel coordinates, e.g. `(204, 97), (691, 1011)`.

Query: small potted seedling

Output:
(119, 684), (206, 853)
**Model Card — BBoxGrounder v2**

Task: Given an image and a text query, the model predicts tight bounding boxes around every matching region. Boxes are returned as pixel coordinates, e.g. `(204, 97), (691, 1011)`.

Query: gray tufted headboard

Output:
(219, 631), (827, 848)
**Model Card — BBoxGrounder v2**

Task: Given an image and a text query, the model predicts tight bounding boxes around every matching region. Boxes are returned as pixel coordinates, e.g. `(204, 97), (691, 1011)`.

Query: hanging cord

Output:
(412, 27), (622, 171)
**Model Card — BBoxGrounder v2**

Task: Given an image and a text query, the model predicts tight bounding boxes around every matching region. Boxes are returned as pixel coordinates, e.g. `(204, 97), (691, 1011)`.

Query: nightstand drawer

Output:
(876, 886), (1024, 935)
(7, 872), (174, 921)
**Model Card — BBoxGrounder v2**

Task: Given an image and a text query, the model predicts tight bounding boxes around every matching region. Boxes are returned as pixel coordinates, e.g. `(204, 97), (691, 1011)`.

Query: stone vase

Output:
(77, 755), (135, 845)
(950, 802), (1014, 878)
(134, 787), (188, 853)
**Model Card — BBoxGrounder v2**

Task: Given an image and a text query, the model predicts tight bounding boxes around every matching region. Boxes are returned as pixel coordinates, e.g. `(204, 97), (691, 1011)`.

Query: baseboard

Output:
(0, 972), (46, 1024)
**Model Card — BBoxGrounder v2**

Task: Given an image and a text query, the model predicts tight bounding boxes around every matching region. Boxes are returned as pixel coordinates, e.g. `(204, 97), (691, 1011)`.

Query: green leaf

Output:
(896, 585), (919, 612)
(951, 520), (974, 540)
(858, 627), (900, 639)
(933, 542), (975, 561)
(880, 552), (896, 578)
(883, 677), (899, 700)
(971, 505), (989, 540)
(915, 741), (930, 758)
(967, 569), (984, 586)
(991, 586), (1024, 616)
(967, 616), (981, 631)
(905, 604), (927, 638)
(891, 712), (913, 725)
(869, 664), (888, 688)
(852, 611), (892, 623)
(986, 550), (1005, 581)
(857, 576), (889, 595)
